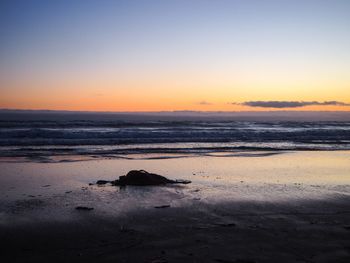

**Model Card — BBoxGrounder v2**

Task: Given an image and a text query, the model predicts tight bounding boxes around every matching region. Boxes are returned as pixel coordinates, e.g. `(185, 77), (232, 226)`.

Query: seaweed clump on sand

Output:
(95, 170), (191, 186)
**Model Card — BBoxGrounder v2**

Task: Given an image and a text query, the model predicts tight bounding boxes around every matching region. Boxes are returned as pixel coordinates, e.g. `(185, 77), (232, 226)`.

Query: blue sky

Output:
(1, 0), (350, 111)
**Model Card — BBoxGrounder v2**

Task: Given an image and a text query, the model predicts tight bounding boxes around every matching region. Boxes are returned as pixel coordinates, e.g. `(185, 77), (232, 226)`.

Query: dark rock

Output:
(215, 223), (236, 227)
(216, 260), (256, 263)
(110, 170), (191, 186)
(154, 205), (171, 209)
(75, 206), (94, 211)
(96, 180), (110, 185)
(151, 259), (168, 263)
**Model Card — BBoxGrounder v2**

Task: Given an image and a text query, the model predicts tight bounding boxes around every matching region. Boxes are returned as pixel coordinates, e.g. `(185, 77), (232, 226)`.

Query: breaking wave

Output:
(1, 120), (350, 158)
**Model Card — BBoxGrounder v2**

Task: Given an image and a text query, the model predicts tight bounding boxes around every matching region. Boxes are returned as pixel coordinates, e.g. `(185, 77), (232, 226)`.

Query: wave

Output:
(1, 124), (350, 146)
(0, 121), (350, 158)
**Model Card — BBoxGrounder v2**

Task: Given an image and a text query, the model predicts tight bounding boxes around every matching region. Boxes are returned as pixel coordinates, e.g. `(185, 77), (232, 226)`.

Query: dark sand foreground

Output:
(2, 199), (350, 263)
(1, 151), (350, 262)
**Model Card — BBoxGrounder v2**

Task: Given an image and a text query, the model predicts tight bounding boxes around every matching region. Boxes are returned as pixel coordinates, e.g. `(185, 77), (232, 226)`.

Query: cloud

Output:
(197, 101), (212, 105)
(232, 100), (350, 108)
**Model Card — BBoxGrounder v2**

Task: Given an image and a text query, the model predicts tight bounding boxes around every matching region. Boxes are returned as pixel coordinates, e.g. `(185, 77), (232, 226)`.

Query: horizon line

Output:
(1, 108), (350, 114)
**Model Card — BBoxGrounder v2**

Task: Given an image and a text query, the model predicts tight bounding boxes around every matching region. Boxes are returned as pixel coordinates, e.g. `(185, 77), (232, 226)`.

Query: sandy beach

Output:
(1, 151), (349, 262)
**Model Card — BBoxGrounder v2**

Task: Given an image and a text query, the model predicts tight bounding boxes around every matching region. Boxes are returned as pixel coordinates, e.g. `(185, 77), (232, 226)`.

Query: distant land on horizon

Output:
(1, 109), (349, 122)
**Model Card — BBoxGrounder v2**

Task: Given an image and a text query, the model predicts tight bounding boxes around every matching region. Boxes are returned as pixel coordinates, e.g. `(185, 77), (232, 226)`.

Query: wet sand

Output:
(0, 151), (350, 262)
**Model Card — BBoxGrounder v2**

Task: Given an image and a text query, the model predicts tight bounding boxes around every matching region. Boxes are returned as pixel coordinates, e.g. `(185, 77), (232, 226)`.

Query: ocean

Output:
(1, 111), (350, 159)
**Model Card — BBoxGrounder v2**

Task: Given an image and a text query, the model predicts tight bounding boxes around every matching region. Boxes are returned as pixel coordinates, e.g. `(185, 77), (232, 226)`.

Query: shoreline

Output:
(0, 148), (350, 164)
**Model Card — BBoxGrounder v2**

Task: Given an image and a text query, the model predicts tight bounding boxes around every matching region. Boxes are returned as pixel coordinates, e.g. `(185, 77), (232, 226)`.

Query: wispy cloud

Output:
(230, 101), (350, 108)
(197, 101), (212, 106)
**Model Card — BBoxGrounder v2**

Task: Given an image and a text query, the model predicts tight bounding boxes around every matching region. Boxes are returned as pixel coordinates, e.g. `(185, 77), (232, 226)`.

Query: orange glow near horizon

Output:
(1, 73), (350, 111)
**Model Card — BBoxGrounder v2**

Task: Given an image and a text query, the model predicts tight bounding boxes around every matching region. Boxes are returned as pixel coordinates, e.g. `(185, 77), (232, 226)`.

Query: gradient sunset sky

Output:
(1, 0), (350, 111)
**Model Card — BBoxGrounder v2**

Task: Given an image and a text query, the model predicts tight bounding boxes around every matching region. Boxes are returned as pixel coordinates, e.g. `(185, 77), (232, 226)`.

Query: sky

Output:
(1, 0), (350, 111)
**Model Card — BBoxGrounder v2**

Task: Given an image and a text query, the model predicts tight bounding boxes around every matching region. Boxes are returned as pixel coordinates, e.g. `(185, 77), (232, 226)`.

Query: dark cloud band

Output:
(234, 101), (350, 108)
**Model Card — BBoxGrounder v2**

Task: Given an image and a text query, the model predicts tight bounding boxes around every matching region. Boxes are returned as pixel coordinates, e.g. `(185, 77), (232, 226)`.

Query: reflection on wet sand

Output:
(0, 151), (349, 262)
